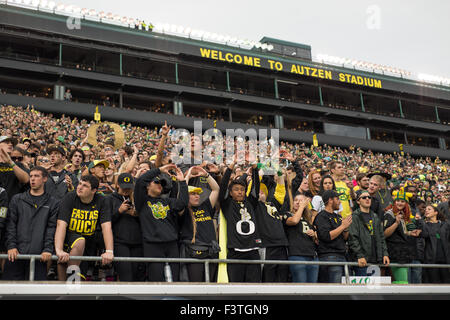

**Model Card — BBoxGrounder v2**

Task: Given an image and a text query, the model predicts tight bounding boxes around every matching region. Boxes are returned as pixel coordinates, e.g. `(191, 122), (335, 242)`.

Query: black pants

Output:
(114, 242), (145, 282)
(227, 248), (261, 283)
(143, 241), (179, 282)
(3, 260), (47, 281)
(262, 246), (289, 283)
(423, 263), (450, 284)
(80, 231), (105, 276)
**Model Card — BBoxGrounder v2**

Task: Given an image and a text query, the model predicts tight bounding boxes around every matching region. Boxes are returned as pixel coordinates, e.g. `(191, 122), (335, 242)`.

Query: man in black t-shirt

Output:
(314, 190), (352, 283)
(219, 159), (262, 283)
(54, 175), (113, 280)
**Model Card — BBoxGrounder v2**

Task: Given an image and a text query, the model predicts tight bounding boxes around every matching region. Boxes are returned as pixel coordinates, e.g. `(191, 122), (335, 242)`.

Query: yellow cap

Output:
(188, 186), (203, 194)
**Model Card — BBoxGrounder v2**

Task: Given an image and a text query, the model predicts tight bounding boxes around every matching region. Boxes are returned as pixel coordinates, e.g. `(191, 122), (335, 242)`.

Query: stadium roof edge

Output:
(1, 4), (449, 95)
(259, 37), (312, 50)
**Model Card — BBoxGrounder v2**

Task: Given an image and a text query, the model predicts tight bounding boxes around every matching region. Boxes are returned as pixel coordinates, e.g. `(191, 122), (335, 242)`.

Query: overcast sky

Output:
(68, 0), (449, 78)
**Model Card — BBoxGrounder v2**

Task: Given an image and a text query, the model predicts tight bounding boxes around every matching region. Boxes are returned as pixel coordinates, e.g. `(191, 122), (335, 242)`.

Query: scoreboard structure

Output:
(0, 3), (449, 159)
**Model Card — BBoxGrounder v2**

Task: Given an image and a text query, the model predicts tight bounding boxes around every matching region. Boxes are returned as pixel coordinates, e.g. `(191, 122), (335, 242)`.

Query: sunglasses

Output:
(359, 196), (372, 200)
(11, 157), (23, 162)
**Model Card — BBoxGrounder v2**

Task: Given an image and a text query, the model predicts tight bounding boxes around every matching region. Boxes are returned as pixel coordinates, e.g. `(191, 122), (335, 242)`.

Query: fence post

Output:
(344, 263), (350, 284)
(29, 256), (35, 281)
(204, 261), (210, 283)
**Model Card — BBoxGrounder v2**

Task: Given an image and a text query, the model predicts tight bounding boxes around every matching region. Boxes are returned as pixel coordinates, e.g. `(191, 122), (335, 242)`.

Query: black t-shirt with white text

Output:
(285, 215), (317, 257)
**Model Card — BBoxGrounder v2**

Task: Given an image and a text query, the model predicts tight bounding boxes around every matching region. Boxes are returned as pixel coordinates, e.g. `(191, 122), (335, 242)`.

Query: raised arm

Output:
(171, 166), (189, 214)
(218, 159), (235, 205)
(155, 121), (170, 168)
(247, 163), (260, 208)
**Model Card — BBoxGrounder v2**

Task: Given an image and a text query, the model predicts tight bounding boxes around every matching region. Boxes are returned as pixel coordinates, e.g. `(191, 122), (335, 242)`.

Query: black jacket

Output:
(418, 220), (450, 264)
(290, 160), (304, 198)
(348, 208), (388, 263)
(108, 192), (142, 246)
(0, 187), (8, 237)
(5, 191), (58, 254)
(314, 209), (347, 256)
(45, 169), (78, 203)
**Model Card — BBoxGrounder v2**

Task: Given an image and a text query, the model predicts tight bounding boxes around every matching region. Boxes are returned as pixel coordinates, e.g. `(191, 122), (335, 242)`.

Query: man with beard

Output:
(314, 190), (352, 283)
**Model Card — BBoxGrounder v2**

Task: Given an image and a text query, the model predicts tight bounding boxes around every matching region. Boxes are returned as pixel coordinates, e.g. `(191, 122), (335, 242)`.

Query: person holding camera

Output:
(108, 173), (144, 281)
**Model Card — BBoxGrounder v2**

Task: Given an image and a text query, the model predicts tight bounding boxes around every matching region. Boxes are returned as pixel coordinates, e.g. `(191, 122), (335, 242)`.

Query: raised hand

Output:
(160, 163), (177, 175)
(161, 121), (170, 136)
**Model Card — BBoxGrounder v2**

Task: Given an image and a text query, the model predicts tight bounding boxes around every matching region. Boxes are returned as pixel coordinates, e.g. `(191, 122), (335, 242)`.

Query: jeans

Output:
(318, 254), (346, 283)
(288, 256), (319, 283)
(408, 260), (422, 284)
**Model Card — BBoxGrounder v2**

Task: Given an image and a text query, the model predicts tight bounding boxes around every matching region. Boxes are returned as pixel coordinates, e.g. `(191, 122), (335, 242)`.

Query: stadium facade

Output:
(0, 3), (449, 159)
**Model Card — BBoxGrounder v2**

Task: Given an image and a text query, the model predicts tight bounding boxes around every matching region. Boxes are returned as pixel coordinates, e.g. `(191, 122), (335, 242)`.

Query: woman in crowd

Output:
(307, 169), (322, 197)
(285, 193), (319, 283)
(311, 175), (342, 216)
(383, 189), (421, 284)
(419, 204), (450, 283)
(180, 165), (220, 282)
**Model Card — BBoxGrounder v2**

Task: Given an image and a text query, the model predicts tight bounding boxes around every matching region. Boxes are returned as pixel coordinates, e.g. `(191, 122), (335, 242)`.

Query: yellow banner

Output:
(200, 47), (383, 89)
(217, 209), (228, 283)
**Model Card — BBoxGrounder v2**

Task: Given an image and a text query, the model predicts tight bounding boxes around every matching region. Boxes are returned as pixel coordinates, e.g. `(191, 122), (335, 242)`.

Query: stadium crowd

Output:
(0, 104), (448, 284)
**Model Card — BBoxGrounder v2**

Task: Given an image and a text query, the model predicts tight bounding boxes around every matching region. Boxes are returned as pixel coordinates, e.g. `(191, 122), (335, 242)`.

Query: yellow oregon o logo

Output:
(124, 177), (130, 182)
(87, 122), (125, 150)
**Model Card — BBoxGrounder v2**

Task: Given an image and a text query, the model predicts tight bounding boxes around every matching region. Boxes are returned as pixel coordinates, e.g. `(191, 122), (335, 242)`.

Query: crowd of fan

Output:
(0, 104), (448, 284)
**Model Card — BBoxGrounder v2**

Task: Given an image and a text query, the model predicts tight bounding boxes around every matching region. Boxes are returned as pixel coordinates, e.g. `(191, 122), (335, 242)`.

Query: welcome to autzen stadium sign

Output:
(198, 47), (383, 89)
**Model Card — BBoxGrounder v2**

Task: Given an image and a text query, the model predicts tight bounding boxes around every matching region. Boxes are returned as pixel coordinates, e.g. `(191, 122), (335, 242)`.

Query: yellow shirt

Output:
(335, 181), (352, 218)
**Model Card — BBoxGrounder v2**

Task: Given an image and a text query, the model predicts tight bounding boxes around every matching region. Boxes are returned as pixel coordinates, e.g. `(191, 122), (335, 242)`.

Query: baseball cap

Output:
(0, 136), (18, 146)
(322, 190), (341, 204)
(118, 173), (134, 189)
(88, 159), (110, 170)
(188, 186), (203, 194)
(47, 145), (66, 157)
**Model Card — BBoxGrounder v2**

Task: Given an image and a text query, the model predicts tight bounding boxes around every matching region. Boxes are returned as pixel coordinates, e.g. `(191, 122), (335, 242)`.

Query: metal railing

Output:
(1, 254), (450, 284)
